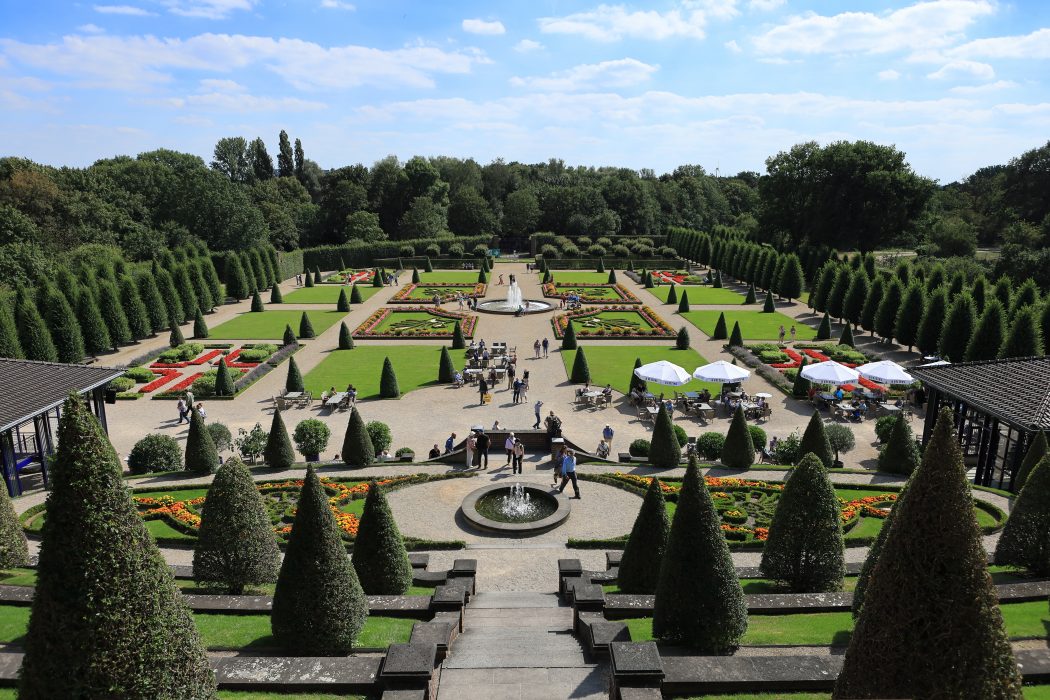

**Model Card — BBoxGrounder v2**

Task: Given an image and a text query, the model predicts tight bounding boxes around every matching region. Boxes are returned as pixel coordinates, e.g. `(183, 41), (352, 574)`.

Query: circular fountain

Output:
(460, 482), (571, 533)
(476, 275), (553, 314)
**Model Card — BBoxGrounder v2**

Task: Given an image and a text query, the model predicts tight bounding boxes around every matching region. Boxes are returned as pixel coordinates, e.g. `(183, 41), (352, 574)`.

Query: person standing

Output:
(478, 377), (488, 406)
(504, 433), (516, 464)
(185, 389), (195, 411)
(602, 424), (615, 449)
(512, 439), (525, 474)
(790, 325), (797, 343)
(498, 273), (505, 285)
(778, 325), (786, 344)
(506, 364), (516, 390)
(444, 432), (457, 454)
(466, 432), (476, 469)
(534, 339), (541, 358)
(542, 338), (549, 358)
(533, 399), (544, 429)
(195, 403), (207, 421)
(476, 430), (490, 469)
(512, 379), (522, 404)
(176, 398), (188, 424)
(558, 449), (581, 498)
(552, 446), (566, 487)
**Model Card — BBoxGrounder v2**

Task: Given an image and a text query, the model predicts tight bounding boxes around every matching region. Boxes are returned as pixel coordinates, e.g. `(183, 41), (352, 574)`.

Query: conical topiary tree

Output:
(728, 321), (743, 347)
(1013, 431), (1047, 492)
(15, 289), (57, 362)
(251, 290), (264, 312)
(74, 291), (108, 356)
(286, 356), (304, 393)
(0, 306), (24, 360)
(339, 322), (354, 350)
(97, 279), (131, 348)
(760, 453), (845, 592)
(675, 326), (690, 349)
(608, 269), (617, 284)
(852, 477), (907, 619)
(816, 311), (832, 340)
(350, 284), (363, 303)
(451, 321), (466, 349)
(263, 408), (296, 470)
(185, 407), (219, 475)
(305, 270), (315, 288)
(193, 308), (209, 339)
(118, 275), (150, 340)
(135, 272), (168, 334)
(19, 394), (215, 698)
(629, 357), (647, 394)
(711, 312), (728, 340)
(648, 403), (681, 468)
(0, 485), (28, 568)
(713, 270), (723, 288)
(193, 456), (280, 594)
(157, 267), (186, 323)
(313, 268), (322, 285)
(644, 271), (654, 289)
(596, 259), (605, 273)
(42, 286), (85, 364)
(617, 476), (671, 593)
(351, 482), (413, 594)
(271, 466), (368, 654)
(224, 254), (250, 300)
(878, 412), (920, 476)
(791, 356), (811, 398)
(995, 454), (1050, 575)
(341, 406), (375, 467)
(299, 312), (315, 339)
(477, 269), (487, 284)
(965, 298), (1006, 361)
(1000, 303), (1044, 358)
(283, 324), (297, 346)
(744, 283), (757, 304)
(677, 289), (690, 313)
(169, 316), (185, 348)
(372, 268), (383, 288)
(561, 320), (578, 350)
(916, 286), (948, 356)
(337, 288), (350, 312)
(666, 284), (677, 305)
(270, 283), (283, 304)
(938, 292), (977, 362)
(425, 257), (434, 273)
(799, 410), (834, 469)
(438, 345), (455, 382)
(762, 290), (775, 313)
(653, 456), (748, 650)
(835, 408), (1023, 698)
(570, 347), (591, 384)
(214, 357), (235, 397)
(839, 322), (855, 347)
(721, 404), (754, 469)
(379, 356), (400, 398)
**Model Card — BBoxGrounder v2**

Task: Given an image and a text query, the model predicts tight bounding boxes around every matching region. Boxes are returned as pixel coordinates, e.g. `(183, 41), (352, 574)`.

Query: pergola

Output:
(0, 358), (124, 497)
(912, 356), (1050, 492)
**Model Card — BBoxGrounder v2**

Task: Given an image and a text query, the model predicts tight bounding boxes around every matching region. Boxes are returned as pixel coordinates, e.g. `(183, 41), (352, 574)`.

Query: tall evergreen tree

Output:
(860, 275), (885, 334)
(337, 288), (350, 312)
(965, 298), (1006, 361)
(995, 454), (1050, 575)
(893, 283), (926, 351)
(286, 357), (304, 393)
(799, 410), (834, 469)
(1014, 431), (1047, 492)
(15, 288), (57, 362)
(721, 404), (754, 469)
(379, 357), (400, 398)
(187, 262), (214, 313)
(0, 482), (28, 568)
(993, 275), (1013, 310)
(842, 271), (869, 327)
(811, 264), (838, 313)
(815, 311), (832, 340)
(939, 292), (977, 362)
(19, 394), (215, 698)
(617, 476), (671, 593)
(339, 322), (354, 350)
(827, 267), (852, 320)
(271, 467), (368, 654)
(42, 286), (85, 364)
(776, 254), (805, 302)
(277, 129), (295, 177)
(1041, 299), (1050, 353)
(728, 321), (743, 346)
(999, 303), (1044, 358)
(299, 312), (315, 339)
(241, 252), (259, 293)
(135, 272), (168, 334)
(711, 312), (728, 340)
(263, 408), (296, 470)
(270, 283), (283, 304)
(156, 267), (186, 323)
(351, 482), (413, 594)
(0, 306), (23, 359)
(224, 255), (250, 300)
(878, 412), (920, 477)
(971, 274), (989, 314)
(874, 278), (903, 342)
(341, 407), (375, 467)
(835, 409), (1023, 698)
(193, 308), (209, 339)
(438, 345), (455, 382)
(916, 286), (948, 356)
(173, 266), (199, 326)
(648, 403), (681, 468)
(1010, 278), (1040, 317)
(675, 326), (690, 349)
(117, 276), (150, 340)
(214, 357), (234, 396)
(185, 407), (219, 475)
(200, 257), (224, 306)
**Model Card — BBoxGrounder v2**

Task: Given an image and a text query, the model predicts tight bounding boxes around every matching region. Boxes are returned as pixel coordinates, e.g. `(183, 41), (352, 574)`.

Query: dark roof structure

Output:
(0, 358), (124, 432)
(912, 355), (1050, 432)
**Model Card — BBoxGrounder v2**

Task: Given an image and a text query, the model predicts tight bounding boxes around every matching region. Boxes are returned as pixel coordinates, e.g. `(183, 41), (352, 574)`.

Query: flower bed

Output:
(389, 282), (486, 303)
(551, 306), (673, 339)
(651, 270), (705, 285)
(324, 269), (374, 285)
(140, 369), (181, 393)
(150, 349), (224, 369)
(354, 307), (477, 339)
(169, 373), (204, 392)
(747, 343), (888, 394)
(541, 283), (641, 304)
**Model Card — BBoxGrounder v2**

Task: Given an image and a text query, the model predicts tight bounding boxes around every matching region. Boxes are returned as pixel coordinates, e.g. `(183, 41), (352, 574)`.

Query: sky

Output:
(0, 0), (1048, 183)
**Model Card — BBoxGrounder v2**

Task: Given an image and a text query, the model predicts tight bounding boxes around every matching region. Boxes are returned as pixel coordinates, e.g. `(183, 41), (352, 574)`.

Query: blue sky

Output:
(1, 0), (1048, 182)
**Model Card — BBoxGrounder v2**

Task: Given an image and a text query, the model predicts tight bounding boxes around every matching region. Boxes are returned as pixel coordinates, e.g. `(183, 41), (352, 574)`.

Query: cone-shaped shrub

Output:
(157, 267), (186, 323)
(42, 286), (85, 364)
(762, 290), (775, 312)
(271, 466), (368, 654)
(916, 286), (948, 355)
(313, 268), (322, 285)
(629, 357), (647, 394)
(852, 479), (906, 619)
(666, 284), (678, 305)
(1000, 304), (1044, 358)
(477, 269), (487, 284)
(19, 394), (215, 698)
(214, 357), (235, 397)
(894, 282), (925, 351)
(965, 298), (1006, 361)
(341, 406), (375, 467)
(791, 356), (811, 398)
(711, 312), (728, 340)
(286, 356), (304, 393)
(283, 324), (296, 346)
(451, 321), (466, 349)
(799, 410), (834, 469)
(297, 312), (315, 339)
(117, 276), (149, 340)
(721, 405), (754, 469)
(263, 408), (296, 470)
(336, 288), (350, 312)
(542, 270), (552, 284)
(372, 268), (383, 288)
(379, 357), (400, 398)
(224, 254), (250, 299)
(185, 407), (219, 475)
(250, 290), (264, 312)
(135, 272), (168, 333)
(649, 404), (681, 468)
(815, 312), (832, 341)
(742, 282), (755, 304)
(569, 347), (590, 384)
(97, 280), (131, 348)
(438, 345), (455, 382)
(644, 271), (654, 289)
(608, 269), (617, 284)
(0, 306), (23, 359)
(425, 258), (434, 272)
(74, 291), (109, 356)
(351, 482), (413, 594)
(1014, 431), (1047, 492)
(996, 454), (1050, 575)
(193, 457), (280, 594)
(15, 289), (57, 362)
(728, 321), (743, 346)
(339, 322), (354, 350)
(350, 284), (363, 303)
(835, 408), (1023, 698)
(561, 320), (578, 350)
(270, 284), (283, 303)
(193, 307), (209, 339)
(169, 317), (185, 347)
(675, 326), (690, 349)
(305, 270), (315, 288)
(596, 259), (605, 273)
(713, 270), (723, 288)
(677, 289), (690, 313)
(878, 412), (920, 476)
(617, 477), (671, 593)
(0, 485), (28, 568)
(653, 456), (747, 650)
(627, 259), (634, 271)
(411, 268), (420, 283)
(760, 453), (845, 592)
(839, 322), (855, 347)
(938, 292), (976, 362)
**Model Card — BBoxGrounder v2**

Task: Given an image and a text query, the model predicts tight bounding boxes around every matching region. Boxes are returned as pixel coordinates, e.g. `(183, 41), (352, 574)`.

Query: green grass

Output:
(547, 272), (612, 284)
(370, 310), (461, 335)
(399, 283), (480, 300)
(560, 345), (721, 396)
(548, 285), (624, 300)
(648, 286), (748, 305)
(304, 345), (465, 399)
(144, 519), (195, 540)
(570, 310), (661, 336)
(419, 271), (482, 283)
(681, 310), (817, 341)
(209, 310), (347, 340)
(282, 285), (381, 304)
(1025, 686), (1050, 699)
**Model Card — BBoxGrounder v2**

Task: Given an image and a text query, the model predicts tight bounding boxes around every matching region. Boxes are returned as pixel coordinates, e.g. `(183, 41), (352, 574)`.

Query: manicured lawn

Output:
(569, 310), (661, 335)
(209, 310), (347, 340)
(560, 346), (721, 396)
(419, 271), (482, 283)
(304, 345), (464, 399)
(397, 283), (480, 300)
(282, 285), (381, 304)
(681, 310), (817, 341)
(648, 286), (748, 305)
(547, 272), (611, 284)
(548, 285), (624, 300)
(370, 310), (462, 335)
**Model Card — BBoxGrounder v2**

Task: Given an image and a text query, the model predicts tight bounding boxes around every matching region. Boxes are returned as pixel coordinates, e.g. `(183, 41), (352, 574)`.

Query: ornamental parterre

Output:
(353, 306), (477, 339)
(390, 282), (487, 303)
(541, 283), (641, 304)
(324, 269), (375, 284)
(551, 305), (674, 339)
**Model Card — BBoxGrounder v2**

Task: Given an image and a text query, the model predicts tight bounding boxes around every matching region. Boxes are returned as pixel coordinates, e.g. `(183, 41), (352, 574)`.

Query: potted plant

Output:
(293, 419), (331, 463)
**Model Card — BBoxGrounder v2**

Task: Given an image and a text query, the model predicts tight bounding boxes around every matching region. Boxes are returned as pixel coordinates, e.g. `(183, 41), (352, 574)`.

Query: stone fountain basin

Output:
(475, 299), (554, 314)
(460, 483), (571, 533)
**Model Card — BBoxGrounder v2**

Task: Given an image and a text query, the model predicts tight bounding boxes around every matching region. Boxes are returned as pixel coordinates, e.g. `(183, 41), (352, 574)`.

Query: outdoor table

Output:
(879, 402), (901, 415)
(727, 391), (743, 399)
(645, 406), (659, 419)
(283, 391), (303, 400)
(325, 392), (347, 407)
(754, 392), (772, 399)
(683, 391), (700, 400)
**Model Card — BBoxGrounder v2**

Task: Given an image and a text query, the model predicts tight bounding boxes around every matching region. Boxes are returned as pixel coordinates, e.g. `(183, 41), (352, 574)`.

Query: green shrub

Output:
(293, 419), (331, 458)
(629, 439), (651, 457)
(0, 485), (28, 568)
(339, 322), (354, 350)
(649, 404), (681, 468)
(250, 290), (264, 312)
(206, 422), (232, 452)
(711, 313), (728, 340)
(874, 415), (897, 444)
(825, 423), (856, 464)
(263, 409), (296, 469)
(239, 344), (277, 363)
(772, 431), (802, 465)
(720, 405), (754, 469)
(747, 425), (767, 451)
(570, 347), (591, 383)
(286, 356), (304, 393)
(816, 312), (832, 340)
(379, 357), (400, 398)
(438, 346), (455, 382)
(878, 413), (920, 476)
(350, 284), (363, 303)
(696, 432), (725, 459)
(996, 452), (1050, 574)
(123, 366), (155, 383)
(728, 321), (743, 347)
(351, 483), (413, 594)
(618, 477), (671, 594)
(184, 408), (219, 475)
(451, 321), (465, 349)
(561, 321), (578, 350)
(107, 376), (135, 393)
(337, 288), (350, 312)
(214, 357), (235, 397)
(270, 284), (283, 304)
(365, 421), (393, 454)
(299, 312), (315, 339)
(677, 289), (690, 313)
(762, 290), (775, 313)
(341, 407), (375, 467)
(127, 433), (182, 475)
(675, 326), (690, 349)
(673, 424), (688, 447)
(283, 324), (296, 346)
(799, 411), (834, 469)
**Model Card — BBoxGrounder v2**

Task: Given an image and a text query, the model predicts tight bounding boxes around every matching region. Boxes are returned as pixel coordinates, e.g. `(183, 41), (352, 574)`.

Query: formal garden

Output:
(282, 284), (382, 304)
(389, 282), (486, 303)
(682, 309), (818, 340)
(553, 306), (675, 339)
(304, 345), (465, 398)
(560, 346), (721, 396)
(542, 283), (641, 304)
(353, 307), (476, 339)
(648, 284), (746, 305)
(209, 310), (346, 340)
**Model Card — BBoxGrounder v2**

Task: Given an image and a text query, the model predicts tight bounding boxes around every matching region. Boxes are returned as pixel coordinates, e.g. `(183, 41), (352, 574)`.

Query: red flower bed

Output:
(169, 373), (204, 392)
(541, 283), (641, 304)
(652, 271), (686, 284)
(551, 305), (674, 339)
(389, 282), (486, 303)
(353, 307), (477, 339)
(189, 350), (223, 366)
(140, 369), (181, 393)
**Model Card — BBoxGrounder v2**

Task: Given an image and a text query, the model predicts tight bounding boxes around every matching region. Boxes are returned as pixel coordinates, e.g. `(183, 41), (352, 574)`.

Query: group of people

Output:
(532, 338), (550, 358)
(176, 396), (206, 423)
(456, 293), (479, 310)
(558, 293), (582, 310)
(777, 324), (798, 344)
(551, 446), (580, 498)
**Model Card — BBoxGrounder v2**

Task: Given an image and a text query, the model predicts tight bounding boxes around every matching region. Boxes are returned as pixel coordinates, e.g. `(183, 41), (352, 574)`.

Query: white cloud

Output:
(93, 5), (154, 16)
(878, 69), (900, 80)
(724, 39), (742, 53)
(947, 27), (1050, 60)
(77, 24), (106, 34)
(162, 91), (326, 112)
(927, 59), (994, 80)
(160, 0), (257, 19)
(198, 78), (244, 91)
(510, 58), (658, 91)
(950, 79), (1017, 94)
(514, 39), (544, 52)
(462, 19), (506, 35)
(753, 0), (995, 55)
(748, 0), (784, 10)
(538, 4), (709, 41)
(320, 0), (355, 9)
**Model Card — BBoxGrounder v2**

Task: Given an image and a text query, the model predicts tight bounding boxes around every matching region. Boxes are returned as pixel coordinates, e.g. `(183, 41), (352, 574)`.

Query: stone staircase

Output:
(437, 591), (608, 699)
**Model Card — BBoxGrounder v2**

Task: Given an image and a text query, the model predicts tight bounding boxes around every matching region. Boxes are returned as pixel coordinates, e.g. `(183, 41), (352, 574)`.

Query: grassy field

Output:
(282, 285), (382, 304)
(560, 346), (721, 396)
(681, 310), (817, 341)
(547, 271), (612, 284)
(304, 345), (464, 399)
(209, 310), (347, 340)
(369, 310), (461, 335)
(570, 310), (661, 335)
(547, 285), (624, 300)
(648, 286), (748, 305)
(398, 283), (479, 300)
(419, 271), (483, 283)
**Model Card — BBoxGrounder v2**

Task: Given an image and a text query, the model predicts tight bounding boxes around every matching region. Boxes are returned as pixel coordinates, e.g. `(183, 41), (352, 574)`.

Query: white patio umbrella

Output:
(800, 360), (860, 386)
(856, 360), (914, 386)
(692, 360), (751, 384)
(634, 360), (692, 386)
(918, 359), (951, 368)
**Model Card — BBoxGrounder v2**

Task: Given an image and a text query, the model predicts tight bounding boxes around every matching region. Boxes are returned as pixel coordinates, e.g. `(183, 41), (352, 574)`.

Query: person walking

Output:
(542, 338), (549, 358)
(602, 424), (615, 449)
(552, 446), (566, 487)
(512, 378), (522, 404)
(176, 398), (188, 424)
(498, 273), (505, 286)
(533, 399), (544, 429)
(534, 339), (541, 358)
(466, 432), (476, 469)
(512, 439), (525, 474)
(476, 430), (490, 469)
(557, 449), (581, 498)
(444, 432), (457, 454)
(185, 389), (195, 411)
(504, 433), (516, 465)
(506, 364), (516, 390)
(478, 377), (488, 406)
